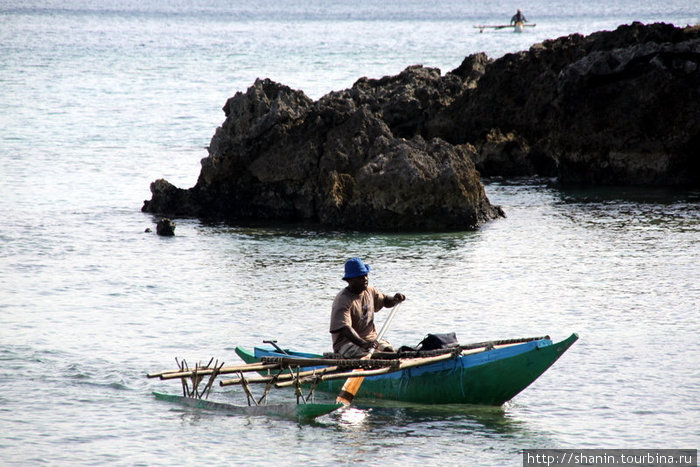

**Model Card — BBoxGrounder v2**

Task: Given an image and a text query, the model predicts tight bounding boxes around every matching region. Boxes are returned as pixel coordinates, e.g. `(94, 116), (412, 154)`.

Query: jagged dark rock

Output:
(143, 22), (700, 229)
(470, 129), (558, 177)
(429, 22), (700, 185)
(144, 73), (501, 230)
(553, 37), (700, 185)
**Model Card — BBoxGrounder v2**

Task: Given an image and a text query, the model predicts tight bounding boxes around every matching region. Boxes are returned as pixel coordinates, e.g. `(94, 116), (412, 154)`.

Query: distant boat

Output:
(474, 21), (536, 33)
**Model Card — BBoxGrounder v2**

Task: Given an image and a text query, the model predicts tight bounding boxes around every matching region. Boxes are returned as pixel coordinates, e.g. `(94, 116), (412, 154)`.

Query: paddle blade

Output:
(336, 375), (365, 405)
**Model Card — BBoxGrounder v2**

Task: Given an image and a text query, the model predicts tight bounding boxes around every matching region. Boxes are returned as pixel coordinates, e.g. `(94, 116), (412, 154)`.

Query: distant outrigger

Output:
(474, 21), (536, 33)
(475, 9), (534, 33)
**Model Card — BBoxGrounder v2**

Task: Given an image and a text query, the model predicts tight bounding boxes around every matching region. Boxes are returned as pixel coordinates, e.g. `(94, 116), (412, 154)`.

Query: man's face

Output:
(346, 275), (368, 294)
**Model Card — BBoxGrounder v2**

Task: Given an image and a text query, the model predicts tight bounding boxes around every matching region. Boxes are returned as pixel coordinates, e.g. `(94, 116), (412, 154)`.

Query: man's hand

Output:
(362, 339), (378, 350)
(385, 293), (405, 307)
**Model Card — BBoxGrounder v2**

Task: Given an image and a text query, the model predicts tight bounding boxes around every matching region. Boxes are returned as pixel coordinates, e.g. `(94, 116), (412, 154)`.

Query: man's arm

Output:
(383, 293), (406, 308)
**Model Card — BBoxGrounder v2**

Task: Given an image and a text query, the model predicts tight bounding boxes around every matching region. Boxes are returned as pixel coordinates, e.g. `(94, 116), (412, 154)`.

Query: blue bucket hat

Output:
(343, 257), (370, 280)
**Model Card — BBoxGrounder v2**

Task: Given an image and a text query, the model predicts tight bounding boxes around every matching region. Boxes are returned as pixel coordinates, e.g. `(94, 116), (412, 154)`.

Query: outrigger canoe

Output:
(235, 333), (578, 406)
(473, 22), (536, 33)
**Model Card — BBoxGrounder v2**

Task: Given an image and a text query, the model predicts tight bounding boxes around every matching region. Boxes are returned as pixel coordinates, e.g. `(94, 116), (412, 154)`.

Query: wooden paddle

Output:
(336, 301), (403, 405)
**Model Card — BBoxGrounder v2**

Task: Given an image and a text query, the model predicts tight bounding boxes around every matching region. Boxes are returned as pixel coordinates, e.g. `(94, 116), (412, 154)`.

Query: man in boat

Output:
(510, 9), (527, 24)
(330, 257), (405, 358)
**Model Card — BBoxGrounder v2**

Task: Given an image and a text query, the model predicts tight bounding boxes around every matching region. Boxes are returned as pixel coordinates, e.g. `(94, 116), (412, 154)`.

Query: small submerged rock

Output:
(156, 218), (176, 236)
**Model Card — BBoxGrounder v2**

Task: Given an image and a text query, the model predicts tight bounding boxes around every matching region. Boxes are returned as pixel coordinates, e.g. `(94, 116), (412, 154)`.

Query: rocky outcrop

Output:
(553, 38), (700, 185)
(143, 22), (700, 228)
(143, 73), (502, 230)
(429, 22), (700, 185)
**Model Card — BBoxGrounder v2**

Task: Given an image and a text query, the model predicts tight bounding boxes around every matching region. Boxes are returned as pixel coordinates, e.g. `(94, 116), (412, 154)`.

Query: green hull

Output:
(153, 392), (342, 421)
(236, 333), (578, 405)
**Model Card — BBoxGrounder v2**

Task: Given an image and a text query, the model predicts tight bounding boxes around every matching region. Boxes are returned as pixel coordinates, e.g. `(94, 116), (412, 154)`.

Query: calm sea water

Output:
(1, 0), (698, 465)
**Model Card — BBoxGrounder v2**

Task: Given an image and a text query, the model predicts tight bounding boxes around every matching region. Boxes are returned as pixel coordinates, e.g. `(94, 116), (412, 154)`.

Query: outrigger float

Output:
(147, 333), (577, 420)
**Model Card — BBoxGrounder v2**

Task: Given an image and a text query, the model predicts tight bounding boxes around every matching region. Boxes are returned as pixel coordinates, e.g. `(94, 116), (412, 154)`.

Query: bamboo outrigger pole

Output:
(148, 362), (279, 380)
(275, 351), (457, 388)
(219, 365), (341, 386)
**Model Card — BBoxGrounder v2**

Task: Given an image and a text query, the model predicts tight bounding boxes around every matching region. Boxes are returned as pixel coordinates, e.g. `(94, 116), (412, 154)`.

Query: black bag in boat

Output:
(417, 332), (459, 351)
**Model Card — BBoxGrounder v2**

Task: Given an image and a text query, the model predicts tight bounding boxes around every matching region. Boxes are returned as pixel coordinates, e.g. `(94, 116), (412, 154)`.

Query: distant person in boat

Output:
(330, 257), (405, 358)
(510, 9), (527, 24)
